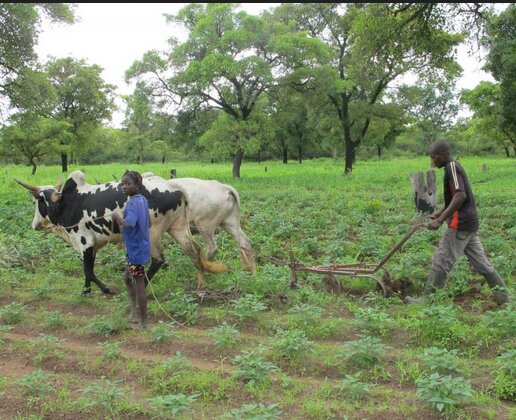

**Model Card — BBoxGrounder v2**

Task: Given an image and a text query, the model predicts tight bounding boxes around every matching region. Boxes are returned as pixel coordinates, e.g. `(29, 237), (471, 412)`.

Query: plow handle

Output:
(373, 217), (426, 273)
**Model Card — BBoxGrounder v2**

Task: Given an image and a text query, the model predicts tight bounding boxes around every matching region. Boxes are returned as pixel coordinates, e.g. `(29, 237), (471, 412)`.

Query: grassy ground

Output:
(0, 156), (514, 419)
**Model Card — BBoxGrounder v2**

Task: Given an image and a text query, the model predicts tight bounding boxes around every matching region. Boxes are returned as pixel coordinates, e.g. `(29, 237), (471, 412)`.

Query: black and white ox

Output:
(16, 170), (227, 294)
(142, 173), (256, 274)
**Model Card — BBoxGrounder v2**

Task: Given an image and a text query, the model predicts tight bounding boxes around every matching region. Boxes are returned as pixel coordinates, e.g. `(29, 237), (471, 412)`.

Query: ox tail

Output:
(201, 257), (228, 274)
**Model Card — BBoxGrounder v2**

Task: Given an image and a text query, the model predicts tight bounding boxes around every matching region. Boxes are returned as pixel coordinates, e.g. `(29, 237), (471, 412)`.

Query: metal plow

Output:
(288, 216), (427, 297)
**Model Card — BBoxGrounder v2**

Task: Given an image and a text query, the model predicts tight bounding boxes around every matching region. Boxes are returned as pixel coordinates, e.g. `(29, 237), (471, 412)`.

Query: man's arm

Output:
(428, 192), (466, 230)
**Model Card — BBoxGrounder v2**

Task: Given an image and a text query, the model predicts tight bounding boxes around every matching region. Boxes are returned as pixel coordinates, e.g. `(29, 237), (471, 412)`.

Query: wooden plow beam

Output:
(288, 217), (427, 297)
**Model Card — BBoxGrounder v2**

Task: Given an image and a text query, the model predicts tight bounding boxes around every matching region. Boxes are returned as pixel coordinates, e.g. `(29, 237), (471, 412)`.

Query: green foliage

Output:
(353, 307), (393, 337)
(270, 328), (312, 361)
(97, 340), (123, 361)
(422, 347), (463, 375)
(416, 372), (473, 414)
(0, 301), (28, 324)
(149, 321), (179, 344)
(336, 336), (391, 369)
(18, 369), (54, 397)
(335, 371), (372, 401)
(231, 294), (267, 321)
(414, 305), (466, 348)
(157, 293), (199, 325)
(209, 322), (241, 348)
(161, 351), (190, 373)
(28, 333), (65, 363)
(86, 311), (127, 337)
(232, 348), (280, 385)
(491, 349), (516, 401)
(482, 303), (516, 338)
(79, 377), (126, 417)
(40, 310), (66, 330)
(224, 402), (282, 419)
(146, 393), (199, 418)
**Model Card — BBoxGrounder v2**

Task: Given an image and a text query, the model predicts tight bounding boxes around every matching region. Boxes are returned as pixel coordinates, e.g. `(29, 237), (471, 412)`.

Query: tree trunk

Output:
(344, 134), (354, 174)
(377, 146), (382, 158)
(504, 147), (509, 157)
(162, 155), (166, 164)
(282, 146), (288, 164)
(61, 153), (68, 173)
(232, 148), (244, 179)
(411, 170), (437, 214)
(31, 160), (37, 175)
(257, 150), (261, 165)
(298, 146), (302, 164)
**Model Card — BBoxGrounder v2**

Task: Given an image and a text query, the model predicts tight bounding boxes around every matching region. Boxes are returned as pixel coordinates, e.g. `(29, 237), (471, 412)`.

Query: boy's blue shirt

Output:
(123, 194), (151, 265)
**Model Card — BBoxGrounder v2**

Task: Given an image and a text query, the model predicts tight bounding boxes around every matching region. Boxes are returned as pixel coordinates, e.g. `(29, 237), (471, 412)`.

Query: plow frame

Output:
(288, 217), (427, 297)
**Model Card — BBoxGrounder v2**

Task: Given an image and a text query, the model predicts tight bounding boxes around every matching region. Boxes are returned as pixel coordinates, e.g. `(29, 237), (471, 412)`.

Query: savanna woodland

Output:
(0, 3), (514, 419)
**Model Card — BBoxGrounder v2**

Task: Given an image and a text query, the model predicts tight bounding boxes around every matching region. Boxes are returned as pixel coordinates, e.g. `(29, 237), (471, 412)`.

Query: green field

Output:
(0, 157), (514, 419)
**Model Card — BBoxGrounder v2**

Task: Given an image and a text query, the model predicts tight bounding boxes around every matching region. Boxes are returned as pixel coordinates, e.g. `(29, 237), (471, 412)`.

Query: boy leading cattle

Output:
(112, 170), (151, 329)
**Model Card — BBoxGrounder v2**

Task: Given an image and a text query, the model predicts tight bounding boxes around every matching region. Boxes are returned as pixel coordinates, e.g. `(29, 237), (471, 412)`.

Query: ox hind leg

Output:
(197, 226), (219, 261)
(168, 221), (228, 289)
(222, 220), (257, 273)
(82, 247), (118, 295)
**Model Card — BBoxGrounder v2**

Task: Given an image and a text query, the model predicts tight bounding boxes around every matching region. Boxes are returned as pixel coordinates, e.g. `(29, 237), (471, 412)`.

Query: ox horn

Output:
(54, 176), (64, 193)
(15, 179), (40, 193)
(113, 174), (119, 182)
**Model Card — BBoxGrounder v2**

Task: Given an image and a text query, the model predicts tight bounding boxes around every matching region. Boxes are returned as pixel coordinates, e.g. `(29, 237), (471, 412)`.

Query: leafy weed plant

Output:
(147, 393), (199, 418)
(98, 340), (123, 361)
(18, 369), (54, 397)
(416, 372), (473, 414)
(491, 349), (516, 401)
(224, 402), (282, 419)
(0, 301), (28, 324)
(232, 347), (279, 385)
(336, 336), (391, 370)
(231, 294), (267, 321)
(28, 334), (66, 363)
(335, 371), (372, 401)
(210, 322), (241, 348)
(149, 321), (179, 344)
(270, 328), (312, 362)
(422, 347), (463, 375)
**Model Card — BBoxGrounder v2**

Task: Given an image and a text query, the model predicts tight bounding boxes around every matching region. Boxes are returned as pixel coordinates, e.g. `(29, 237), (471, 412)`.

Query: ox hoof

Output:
(81, 287), (92, 296)
(103, 285), (120, 295)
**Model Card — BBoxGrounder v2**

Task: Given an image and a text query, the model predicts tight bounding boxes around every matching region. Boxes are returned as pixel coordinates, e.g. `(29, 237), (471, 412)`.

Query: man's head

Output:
(428, 140), (452, 168)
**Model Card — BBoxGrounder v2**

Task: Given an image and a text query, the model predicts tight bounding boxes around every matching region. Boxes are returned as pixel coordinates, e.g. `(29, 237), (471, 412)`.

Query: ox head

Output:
(15, 178), (63, 230)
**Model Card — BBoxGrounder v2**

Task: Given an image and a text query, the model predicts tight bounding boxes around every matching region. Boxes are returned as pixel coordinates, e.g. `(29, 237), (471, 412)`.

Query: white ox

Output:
(142, 173), (256, 274)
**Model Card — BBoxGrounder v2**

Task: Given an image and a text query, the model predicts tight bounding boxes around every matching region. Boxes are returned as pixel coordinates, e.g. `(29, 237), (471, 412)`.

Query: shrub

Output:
(336, 336), (391, 369)
(231, 294), (267, 321)
(210, 322), (240, 348)
(416, 372), (473, 414)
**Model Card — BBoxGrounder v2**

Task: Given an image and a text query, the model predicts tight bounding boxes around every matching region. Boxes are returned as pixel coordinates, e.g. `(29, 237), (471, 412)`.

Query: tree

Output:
(461, 81), (515, 156)
(483, 5), (516, 139)
(126, 3), (324, 178)
(0, 3), (75, 113)
(395, 77), (460, 151)
(0, 113), (70, 174)
(271, 3), (470, 173)
(45, 57), (116, 172)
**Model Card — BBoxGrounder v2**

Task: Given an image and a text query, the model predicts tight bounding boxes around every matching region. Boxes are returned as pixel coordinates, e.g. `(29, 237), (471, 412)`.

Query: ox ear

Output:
(15, 179), (40, 196)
